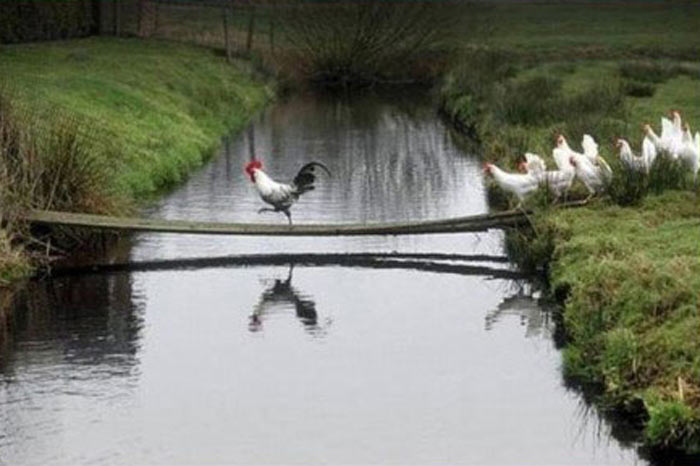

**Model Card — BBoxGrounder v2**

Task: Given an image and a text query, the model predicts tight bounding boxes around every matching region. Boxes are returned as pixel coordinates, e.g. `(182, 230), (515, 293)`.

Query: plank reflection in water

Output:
(249, 265), (331, 337)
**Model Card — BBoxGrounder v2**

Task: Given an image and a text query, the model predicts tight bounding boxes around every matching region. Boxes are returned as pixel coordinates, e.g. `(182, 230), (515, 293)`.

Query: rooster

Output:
(244, 159), (331, 224)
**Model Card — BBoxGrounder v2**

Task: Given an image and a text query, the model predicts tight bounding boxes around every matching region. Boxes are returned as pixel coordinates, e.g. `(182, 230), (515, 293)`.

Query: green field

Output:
(468, 3), (700, 59)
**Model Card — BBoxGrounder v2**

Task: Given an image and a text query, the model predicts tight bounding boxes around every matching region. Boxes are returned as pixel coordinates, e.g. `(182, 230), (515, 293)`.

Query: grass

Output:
(470, 3), (700, 61)
(0, 37), (272, 199)
(439, 3), (700, 453)
(547, 193), (700, 452)
(0, 36), (273, 277)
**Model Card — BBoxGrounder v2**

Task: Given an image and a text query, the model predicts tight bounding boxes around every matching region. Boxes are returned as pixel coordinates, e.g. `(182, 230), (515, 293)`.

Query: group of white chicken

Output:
(484, 110), (700, 207)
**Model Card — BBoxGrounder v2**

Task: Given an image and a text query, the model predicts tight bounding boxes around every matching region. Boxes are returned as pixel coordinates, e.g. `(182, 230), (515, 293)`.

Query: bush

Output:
(619, 61), (678, 84)
(277, 2), (463, 86)
(623, 80), (656, 98)
(495, 75), (563, 126)
(607, 154), (689, 206)
(646, 400), (700, 452)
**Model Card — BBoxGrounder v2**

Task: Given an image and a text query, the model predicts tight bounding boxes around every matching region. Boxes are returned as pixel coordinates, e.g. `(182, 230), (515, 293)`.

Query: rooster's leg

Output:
(283, 210), (292, 225)
(258, 207), (275, 215)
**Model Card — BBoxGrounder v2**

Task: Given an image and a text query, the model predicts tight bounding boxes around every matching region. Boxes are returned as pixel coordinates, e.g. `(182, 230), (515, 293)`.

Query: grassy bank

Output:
(0, 37), (273, 281)
(547, 193), (700, 453)
(439, 4), (700, 453)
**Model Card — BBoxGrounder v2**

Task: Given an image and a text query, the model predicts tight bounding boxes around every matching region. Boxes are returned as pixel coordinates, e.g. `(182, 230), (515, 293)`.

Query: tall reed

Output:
(0, 90), (125, 269)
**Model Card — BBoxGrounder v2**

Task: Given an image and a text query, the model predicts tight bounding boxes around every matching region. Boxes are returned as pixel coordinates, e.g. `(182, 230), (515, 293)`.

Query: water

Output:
(0, 90), (647, 465)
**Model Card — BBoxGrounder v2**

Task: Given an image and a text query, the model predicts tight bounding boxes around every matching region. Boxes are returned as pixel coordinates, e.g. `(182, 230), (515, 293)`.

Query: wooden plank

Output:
(24, 209), (528, 236)
(24, 201), (587, 236)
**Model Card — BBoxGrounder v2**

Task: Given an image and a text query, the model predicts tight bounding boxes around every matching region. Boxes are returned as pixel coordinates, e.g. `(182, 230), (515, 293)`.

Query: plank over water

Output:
(25, 209), (530, 236)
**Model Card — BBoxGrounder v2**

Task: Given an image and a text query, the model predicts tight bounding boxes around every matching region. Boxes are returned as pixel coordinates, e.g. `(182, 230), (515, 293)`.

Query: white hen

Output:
(521, 152), (575, 200)
(556, 133), (612, 174)
(483, 162), (539, 207)
(569, 154), (611, 200)
(645, 114), (683, 159)
(616, 137), (657, 174)
(677, 124), (700, 187)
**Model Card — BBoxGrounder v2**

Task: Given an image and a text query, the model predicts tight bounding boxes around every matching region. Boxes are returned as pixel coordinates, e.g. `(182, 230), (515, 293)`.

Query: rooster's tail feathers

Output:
(293, 162), (332, 194)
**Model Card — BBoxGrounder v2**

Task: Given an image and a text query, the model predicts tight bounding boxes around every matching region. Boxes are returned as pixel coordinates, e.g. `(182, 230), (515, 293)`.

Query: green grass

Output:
(0, 36), (272, 199)
(547, 193), (700, 452)
(469, 3), (700, 60)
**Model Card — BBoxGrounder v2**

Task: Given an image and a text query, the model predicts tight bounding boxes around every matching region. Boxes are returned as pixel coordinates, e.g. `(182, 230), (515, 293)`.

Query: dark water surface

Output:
(0, 91), (646, 465)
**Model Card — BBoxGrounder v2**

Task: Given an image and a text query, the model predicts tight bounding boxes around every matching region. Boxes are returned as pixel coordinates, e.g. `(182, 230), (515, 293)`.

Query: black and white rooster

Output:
(244, 159), (331, 224)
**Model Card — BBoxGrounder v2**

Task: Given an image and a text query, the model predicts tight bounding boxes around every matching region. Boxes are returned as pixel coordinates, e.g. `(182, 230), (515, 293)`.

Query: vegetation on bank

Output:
(548, 193), (700, 453)
(0, 37), (272, 282)
(439, 7), (700, 453)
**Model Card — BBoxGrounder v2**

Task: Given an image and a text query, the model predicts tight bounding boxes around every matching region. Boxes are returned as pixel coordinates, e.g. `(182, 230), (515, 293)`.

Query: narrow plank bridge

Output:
(24, 202), (586, 236)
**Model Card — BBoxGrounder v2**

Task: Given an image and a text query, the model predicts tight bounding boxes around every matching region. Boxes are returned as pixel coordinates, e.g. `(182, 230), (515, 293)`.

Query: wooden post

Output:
(246, 3), (256, 54)
(137, 0), (144, 36)
(113, 0), (121, 36)
(91, 0), (102, 35)
(269, 10), (275, 56)
(153, 0), (160, 35)
(222, 5), (232, 63)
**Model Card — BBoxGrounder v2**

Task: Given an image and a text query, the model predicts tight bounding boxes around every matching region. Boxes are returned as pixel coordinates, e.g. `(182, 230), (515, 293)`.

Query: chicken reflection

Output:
(249, 264), (331, 336)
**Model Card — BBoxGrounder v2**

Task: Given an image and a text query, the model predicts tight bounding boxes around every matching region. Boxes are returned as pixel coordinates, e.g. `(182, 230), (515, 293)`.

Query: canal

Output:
(0, 90), (646, 464)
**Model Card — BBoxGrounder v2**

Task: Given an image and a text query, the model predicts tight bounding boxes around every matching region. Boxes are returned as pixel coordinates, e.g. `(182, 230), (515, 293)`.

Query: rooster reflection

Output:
(249, 265), (330, 336)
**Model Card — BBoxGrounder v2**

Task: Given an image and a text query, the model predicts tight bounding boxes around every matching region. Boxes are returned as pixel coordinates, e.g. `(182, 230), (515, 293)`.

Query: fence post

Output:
(269, 10), (275, 56)
(246, 3), (256, 53)
(113, 0), (121, 36)
(222, 5), (232, 63)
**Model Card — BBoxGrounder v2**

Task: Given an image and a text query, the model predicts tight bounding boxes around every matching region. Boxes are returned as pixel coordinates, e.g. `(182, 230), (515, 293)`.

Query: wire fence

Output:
(104, 1), (282, 63)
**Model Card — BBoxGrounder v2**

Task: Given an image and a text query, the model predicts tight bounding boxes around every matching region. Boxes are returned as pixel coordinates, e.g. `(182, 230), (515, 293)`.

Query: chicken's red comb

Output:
(244, 159), (263, 173)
